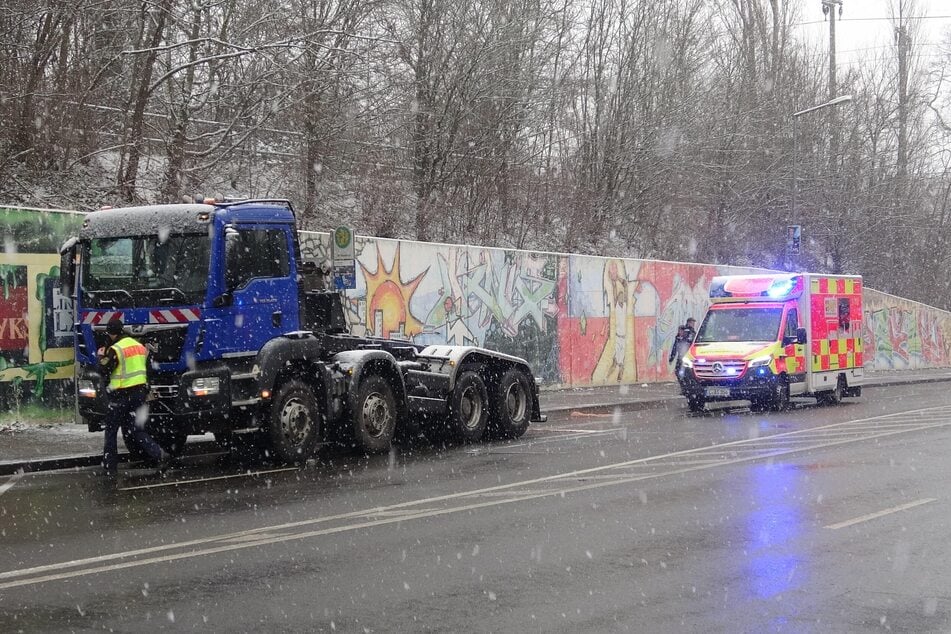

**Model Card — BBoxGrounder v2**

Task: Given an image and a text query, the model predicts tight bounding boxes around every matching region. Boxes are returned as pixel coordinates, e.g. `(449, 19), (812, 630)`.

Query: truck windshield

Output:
(695, 307), (783, 343)
(81, 234), (210, 308)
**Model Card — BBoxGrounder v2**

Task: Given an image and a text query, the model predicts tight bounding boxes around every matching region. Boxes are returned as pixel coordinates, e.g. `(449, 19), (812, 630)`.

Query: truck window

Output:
(696, 307), (783, 343)
(226, 228), (291, 288)
(83, 234), (210, 306)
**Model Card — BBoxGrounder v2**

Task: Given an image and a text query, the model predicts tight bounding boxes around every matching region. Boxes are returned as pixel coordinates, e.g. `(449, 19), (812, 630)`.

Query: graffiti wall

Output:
(863, 289), (951, 370)
(4, 207), (951, 404)
(0, 206), (85, 399)
(299, 233), (761, 387)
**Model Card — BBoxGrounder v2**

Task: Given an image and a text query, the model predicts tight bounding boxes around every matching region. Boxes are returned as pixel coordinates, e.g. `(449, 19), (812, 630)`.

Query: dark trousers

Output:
(102, 385), (164, 471)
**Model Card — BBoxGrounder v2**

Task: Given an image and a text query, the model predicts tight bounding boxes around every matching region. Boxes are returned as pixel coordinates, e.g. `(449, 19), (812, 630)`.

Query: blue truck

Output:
(59, 199), (544, 462)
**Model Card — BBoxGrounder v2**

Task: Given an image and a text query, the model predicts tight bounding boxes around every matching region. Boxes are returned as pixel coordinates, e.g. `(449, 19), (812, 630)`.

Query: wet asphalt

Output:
(3, 380), (951, 631)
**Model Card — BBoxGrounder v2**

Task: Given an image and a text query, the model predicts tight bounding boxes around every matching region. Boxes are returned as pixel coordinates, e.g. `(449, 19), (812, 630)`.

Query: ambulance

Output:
(679, 273), (863, 412)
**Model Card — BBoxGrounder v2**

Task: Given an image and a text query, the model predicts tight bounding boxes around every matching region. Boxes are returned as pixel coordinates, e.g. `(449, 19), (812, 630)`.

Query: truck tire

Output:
(267, 380), (320, 463)
(487, 368), (532, 439)
(353, 375), (397, 453)
(446, 371), (490, 442)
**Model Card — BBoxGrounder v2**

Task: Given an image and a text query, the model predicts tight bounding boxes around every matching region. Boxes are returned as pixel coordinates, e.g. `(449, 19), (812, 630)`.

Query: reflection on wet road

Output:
(4, 404), (951, 591)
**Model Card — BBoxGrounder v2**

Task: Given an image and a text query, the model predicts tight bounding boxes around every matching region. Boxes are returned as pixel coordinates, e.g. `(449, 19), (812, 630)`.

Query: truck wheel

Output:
(353, 375), (397, 453)
(446, 371), (490, 442)
(768, 379), (790, 411)
(267, 380), (320, 463)
(487, 368), (532, 439)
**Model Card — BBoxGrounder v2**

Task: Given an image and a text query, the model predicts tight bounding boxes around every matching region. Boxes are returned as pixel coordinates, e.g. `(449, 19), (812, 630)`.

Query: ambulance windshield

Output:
(695, 307), (783, 343)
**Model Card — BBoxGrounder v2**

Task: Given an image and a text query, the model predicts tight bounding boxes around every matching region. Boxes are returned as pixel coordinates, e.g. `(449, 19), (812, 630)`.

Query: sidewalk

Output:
(3, 368), (951, 475)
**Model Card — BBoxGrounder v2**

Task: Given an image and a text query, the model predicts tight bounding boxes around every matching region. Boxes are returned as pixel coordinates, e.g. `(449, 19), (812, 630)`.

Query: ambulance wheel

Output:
(768, 379), (790, 411)
(686, 395), (705, 413)
(818, 376), (844, 405)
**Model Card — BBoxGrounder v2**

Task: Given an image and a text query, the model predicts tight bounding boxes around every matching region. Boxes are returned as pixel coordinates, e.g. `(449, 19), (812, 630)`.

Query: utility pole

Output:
(896, 0), (909, 188)
(822, 1), (843, 173)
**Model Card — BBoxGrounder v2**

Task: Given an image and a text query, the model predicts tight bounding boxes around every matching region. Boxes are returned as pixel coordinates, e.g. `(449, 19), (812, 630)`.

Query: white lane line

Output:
(0, 473), (23, 497)
(117, 466), (300, 491)
(825, 498), (937, 530)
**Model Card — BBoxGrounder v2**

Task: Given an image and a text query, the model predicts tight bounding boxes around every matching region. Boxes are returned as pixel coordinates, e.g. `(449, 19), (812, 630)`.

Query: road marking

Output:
(824, 498), (937, 530)
(117, 466), (301, 491)
(3, 405), (951, 588)
(0, 473), (23, 497)
(569, 411), (617, 418)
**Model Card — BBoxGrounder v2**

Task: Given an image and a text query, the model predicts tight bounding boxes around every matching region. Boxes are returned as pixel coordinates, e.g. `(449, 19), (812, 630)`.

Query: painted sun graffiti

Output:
(360, 244), (428, 339)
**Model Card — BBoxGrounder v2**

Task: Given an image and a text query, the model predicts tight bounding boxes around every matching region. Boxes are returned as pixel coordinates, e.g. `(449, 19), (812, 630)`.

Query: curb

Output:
(3, 373), (951, 476)
(0, 440), (217, 477)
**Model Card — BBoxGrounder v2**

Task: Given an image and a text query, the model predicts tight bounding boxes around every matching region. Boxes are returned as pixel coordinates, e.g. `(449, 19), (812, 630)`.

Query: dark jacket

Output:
(669, 325), (696, 363)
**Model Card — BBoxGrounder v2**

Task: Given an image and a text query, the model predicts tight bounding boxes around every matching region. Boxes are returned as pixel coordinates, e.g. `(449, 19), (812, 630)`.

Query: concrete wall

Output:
(3, 206), (950, 404)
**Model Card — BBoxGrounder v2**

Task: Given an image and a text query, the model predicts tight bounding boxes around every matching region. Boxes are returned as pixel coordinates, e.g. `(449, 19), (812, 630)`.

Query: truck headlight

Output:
(189, 377), (220, 397)
(78, 380), (97, 398)
(748, 355), (773, 368)
(681, 357), (694, 368)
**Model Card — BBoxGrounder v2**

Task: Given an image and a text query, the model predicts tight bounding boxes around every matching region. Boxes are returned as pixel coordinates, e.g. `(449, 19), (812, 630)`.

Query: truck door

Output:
(215, 224), (299, 355)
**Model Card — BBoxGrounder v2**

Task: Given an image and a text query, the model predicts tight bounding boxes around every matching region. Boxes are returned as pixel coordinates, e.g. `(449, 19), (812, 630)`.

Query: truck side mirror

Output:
(796, 327), (807, 344)
(223, 227), (240, 290)
(59, 237), (78, 297)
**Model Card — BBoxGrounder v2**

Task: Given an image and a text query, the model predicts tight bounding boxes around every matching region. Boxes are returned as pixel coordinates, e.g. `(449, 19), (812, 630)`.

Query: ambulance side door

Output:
(781, 306), (807, 379)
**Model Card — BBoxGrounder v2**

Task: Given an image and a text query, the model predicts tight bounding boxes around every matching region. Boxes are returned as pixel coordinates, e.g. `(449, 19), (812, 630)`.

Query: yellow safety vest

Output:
(108, 337), (149, 390)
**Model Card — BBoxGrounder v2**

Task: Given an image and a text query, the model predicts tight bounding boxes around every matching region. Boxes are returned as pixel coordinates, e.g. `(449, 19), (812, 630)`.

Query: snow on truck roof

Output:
(78, 201), (294, 239)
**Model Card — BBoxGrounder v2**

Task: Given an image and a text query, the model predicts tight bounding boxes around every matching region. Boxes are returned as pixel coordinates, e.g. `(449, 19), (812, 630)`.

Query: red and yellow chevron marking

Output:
(811, 337), (863, 371)
(810, 277), (859, 295)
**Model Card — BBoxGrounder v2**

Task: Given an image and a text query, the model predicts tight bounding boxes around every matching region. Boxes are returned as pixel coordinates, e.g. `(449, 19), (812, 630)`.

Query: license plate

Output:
(705, 386), (730, 398)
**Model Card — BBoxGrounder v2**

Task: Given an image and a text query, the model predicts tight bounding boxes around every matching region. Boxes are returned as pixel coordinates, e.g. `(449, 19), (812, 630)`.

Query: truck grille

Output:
(93, 324), (188, 363)
(138, 326), (188, 362)
(693, 360), (747, 379)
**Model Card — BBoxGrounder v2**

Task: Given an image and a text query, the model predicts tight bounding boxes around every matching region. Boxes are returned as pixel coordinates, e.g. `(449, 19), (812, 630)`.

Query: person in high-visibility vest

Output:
(97, 318), (170, 476)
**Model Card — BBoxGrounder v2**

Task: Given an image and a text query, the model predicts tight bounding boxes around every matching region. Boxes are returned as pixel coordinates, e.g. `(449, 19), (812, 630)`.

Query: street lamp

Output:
(788, 94), (853, 270)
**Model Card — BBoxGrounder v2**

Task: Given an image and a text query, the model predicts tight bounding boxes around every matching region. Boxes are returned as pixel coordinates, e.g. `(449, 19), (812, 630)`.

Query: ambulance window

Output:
(785, 308), (799, 339)
(838, 298), (850, 331)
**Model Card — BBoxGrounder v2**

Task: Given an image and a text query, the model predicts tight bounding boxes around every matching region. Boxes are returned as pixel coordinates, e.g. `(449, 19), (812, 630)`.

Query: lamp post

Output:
(788, 94), (853, 270)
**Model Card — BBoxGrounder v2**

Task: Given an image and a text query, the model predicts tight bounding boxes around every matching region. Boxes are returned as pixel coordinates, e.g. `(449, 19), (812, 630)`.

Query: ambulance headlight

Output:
(78, 380), (97, 398)
(681, 357), (694, 369)
(189, 377), (220, 397)
(748, 355), (773, 368)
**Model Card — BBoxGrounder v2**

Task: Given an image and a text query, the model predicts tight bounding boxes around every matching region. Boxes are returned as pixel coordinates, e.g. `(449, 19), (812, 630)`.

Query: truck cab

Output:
(61, 200), (544, 461)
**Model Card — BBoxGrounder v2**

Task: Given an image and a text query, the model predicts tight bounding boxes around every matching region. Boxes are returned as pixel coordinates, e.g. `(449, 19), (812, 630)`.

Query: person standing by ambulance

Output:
(97, 318), (169, 476)
(669, 317), (697, 376)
